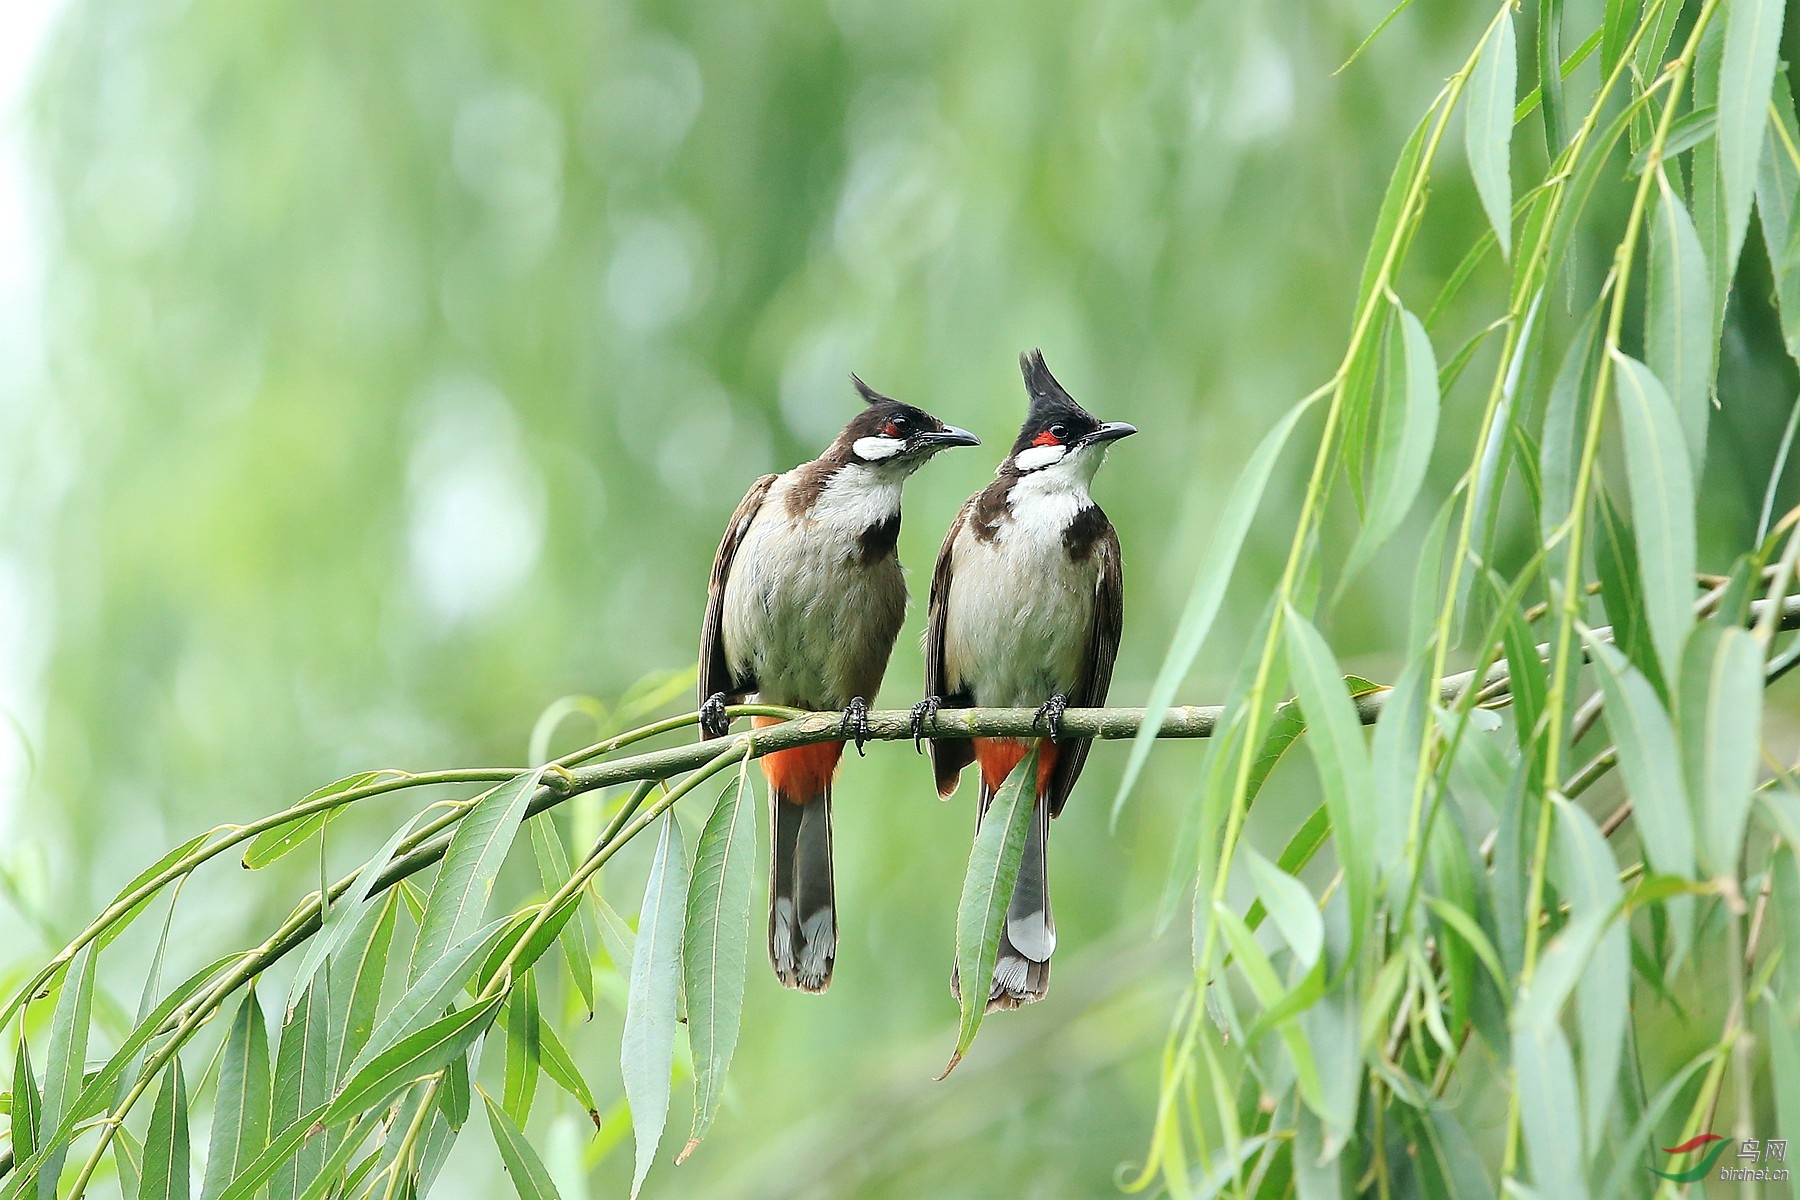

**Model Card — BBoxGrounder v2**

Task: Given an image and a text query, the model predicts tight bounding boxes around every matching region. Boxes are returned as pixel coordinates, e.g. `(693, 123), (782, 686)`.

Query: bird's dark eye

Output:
(885, 417), (908, 437)
(1049, 424), (1067, 439)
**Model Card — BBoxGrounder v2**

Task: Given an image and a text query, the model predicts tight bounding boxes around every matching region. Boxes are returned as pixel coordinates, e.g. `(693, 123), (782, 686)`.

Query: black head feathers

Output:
(1010, 350), (1101, 459)
(850, 373), (897, 406)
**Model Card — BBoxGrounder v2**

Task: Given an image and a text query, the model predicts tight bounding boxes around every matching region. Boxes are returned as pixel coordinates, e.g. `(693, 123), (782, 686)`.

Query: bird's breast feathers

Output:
(942, 484), (1103, 707)
(720, 464), (908, 708)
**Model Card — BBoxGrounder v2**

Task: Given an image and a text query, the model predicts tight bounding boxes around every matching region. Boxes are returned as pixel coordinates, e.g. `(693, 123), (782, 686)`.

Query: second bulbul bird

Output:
(700, 377), (979, 991)
(919, 350), (1135, 1010)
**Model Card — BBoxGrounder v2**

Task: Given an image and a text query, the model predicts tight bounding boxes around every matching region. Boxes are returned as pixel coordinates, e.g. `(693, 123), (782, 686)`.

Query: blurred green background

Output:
(4, 0), (1800, 1195)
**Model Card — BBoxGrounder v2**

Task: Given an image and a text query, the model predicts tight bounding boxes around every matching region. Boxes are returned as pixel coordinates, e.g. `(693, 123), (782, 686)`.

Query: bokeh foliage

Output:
(7, 0), (1800, 1196)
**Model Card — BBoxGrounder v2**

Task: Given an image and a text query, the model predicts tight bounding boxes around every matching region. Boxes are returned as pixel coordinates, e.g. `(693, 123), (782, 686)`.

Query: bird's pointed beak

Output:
(1082, 421), (1138, 447)
(919, 426), (981, 449)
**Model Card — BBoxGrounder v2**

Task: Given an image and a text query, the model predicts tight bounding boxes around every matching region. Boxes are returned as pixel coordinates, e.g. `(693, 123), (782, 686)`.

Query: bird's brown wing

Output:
(925, 499), (977, 797)
(699, 474), (777, 726)
(1047, 521), (1123, 816)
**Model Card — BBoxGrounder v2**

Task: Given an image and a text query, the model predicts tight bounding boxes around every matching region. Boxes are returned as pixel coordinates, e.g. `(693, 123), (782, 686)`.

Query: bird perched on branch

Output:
(699, 378), (979, 991)
(917, 350), (1134, 1010)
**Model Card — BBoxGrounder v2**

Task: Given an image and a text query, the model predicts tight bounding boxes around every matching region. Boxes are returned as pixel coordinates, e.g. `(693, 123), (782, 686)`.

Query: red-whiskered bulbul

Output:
(915, 350), (1134, 1010)
(699, 377), (979, 992)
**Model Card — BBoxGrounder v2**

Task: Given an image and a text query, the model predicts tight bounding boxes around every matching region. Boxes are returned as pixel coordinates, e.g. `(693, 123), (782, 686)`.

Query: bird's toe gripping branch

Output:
(910, 695), (942, 751)
(840, 696), (872, 755)
(1033, 693), (1070, 742)
(700, 692), (731, 739)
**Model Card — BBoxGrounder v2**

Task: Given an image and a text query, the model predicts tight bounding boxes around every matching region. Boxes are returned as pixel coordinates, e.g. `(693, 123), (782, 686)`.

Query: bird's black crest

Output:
(850, 373), (897, 406)
(1019, 350), (1098, 426)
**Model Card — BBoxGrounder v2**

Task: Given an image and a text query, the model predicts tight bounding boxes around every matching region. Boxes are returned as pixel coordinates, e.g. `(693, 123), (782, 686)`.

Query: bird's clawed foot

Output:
(840, 696), (872, 755)
(700, 692), (731, 739)
(910, 696), (942, 751)
(1033, 693), (1070, 742)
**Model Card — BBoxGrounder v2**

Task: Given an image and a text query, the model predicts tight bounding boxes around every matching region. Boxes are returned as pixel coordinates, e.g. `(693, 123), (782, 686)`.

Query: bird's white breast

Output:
(721, 464), (908, 709)
(943, 477), (1100, 708)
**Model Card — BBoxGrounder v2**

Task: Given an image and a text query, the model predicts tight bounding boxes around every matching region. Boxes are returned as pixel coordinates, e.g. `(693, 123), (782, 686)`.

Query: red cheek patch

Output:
(1031, 431), (1062, 447)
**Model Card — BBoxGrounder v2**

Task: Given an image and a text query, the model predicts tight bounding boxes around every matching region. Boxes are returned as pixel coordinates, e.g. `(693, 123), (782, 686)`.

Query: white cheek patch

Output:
(853, 435), (906, 461)
(1013, 443), (1067, 471)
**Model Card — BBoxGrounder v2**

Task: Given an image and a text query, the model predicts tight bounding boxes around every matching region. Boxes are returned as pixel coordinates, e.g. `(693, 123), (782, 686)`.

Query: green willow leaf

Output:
(621, 814), (690, 1200)
(1583, 637), (1694, 882)
(349, 916), (509, 1081)
(1755, 75), (1800, 365)
(1538, 300), (1603, 551)
(534, 1015), (598, 1121)
(268, 980), (334, 1200)
(331, 889), (399, 1079)
(1466, 10), (1517, 256)
(140, 1061), (191, 1200)
(502, 968), (539, 1127)
(529, 813), (595, 1016)
(323, 994), (502, 1125)
(38, 943), (95, 1198)
(1718, 0), (1786, 274)
(1114, 391), (1321, 820)
(680, 760), (757, 1162)
(1283, 608), (1376, 957)
(1679, 624), (1763, 876)
(1244, 848), (1321, 971)
(1358, 112), (1431, 310)
(1213, 902), (1324, 1114)
(1612, 352), (1696, 683)
(1767, 995), (1800, 1186)
(1513, 1024), (1584, 1200)
(1549, 796), (1626, 1151)
(411, 768), (546, 984)
(1339, 304), (1440, 592)
(12, 1035), (40, 1163)
(1595, 488), (1667, 698)
(286, 809), (427, 1016)
(483, 1089), (564, 1200)
(1645, 175), (1713, 475)
(944, 749), (1038, 1078)
(242, 772), (384, 869)
(199, 992), (272, 1200)
(93, 832), (209, 952)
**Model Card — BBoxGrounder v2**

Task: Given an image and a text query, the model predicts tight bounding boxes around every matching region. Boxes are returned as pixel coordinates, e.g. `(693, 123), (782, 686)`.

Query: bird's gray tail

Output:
(769, 788), (836, 992)
(954, 780), (1054, 1012)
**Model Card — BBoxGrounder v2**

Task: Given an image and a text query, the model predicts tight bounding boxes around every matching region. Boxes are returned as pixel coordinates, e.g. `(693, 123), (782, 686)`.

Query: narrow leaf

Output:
(242, 772), (384, 869)
(1549, 796), (1627, 1150)
(1680, 625), (1763, 876)
(12, 1035), (40, 1162)
(38, 944), (95, 1199)
(1612, 352), (1697, 683)
(351, 917), (510, 1081)
(1513, 1023), (1584, 1200)
(411, 768), (545, 984)
(199, 992), (272, 1200)
(621, 814), (689, 1199)
(323, 994), (502, 1125)
(267, 981), (333, 1200)
(1244, 848), (1322, 971)
(483, 1090), (564, 1200)
(680, 762), (757, 1161)
(139, 1062), (190, 1200)
(1283, 608), (1376, 954)
(502, 969), (539, 1127)
(1114, 392), (1321, 819)
(1466, 11), (1517, 256)
(1646, 174), (1713, 476)
(1340, 305), (1440, 590)
(530, 814), (595, 1016)
(1718, 0), (1786, 275)
(944, 750), (1039, 1077)
(1583, 637), (1694, 881)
